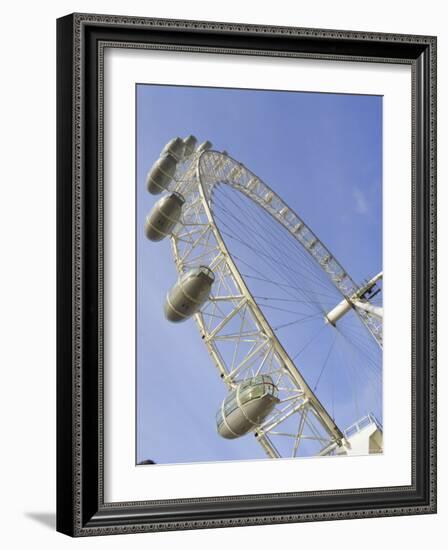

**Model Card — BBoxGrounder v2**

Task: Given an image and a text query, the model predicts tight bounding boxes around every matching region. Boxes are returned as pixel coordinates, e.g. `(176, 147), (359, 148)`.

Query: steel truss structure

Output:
(162, 147), (382, 459)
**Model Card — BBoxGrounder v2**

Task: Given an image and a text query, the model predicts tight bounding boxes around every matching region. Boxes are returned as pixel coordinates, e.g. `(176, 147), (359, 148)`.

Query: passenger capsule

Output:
(146, 154), (178, 195)
(183, 135), (197, 157)
(216, 375), (279, 439)
(197, 140), (213, 153)
(164, 266), (215, 322)
(160, 137), (185, 161)
(144, 192), (185, 242)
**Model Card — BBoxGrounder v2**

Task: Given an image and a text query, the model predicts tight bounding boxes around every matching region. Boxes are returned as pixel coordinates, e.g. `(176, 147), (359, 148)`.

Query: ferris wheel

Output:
(144, 135), (383, 459)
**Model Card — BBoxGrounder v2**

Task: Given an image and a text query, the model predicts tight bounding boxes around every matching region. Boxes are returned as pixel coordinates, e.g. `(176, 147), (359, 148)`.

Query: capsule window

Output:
(179, 266), (215, 283)
(198, 266), (215, 281)
(170, 191), (185, 204)
(223, 395), (238, 416)
(179, 270), (193, 282)
(179, 269), (199, 282)
(216, 415), (224, 429)
(240, 384), (265, 405)
(264, 381), (278, 398)
(221, 376), (277, 416)
(238, 379), (253, 391)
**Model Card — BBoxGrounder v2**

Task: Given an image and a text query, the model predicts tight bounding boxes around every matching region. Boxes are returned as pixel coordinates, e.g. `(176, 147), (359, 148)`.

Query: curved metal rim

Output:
(193, 151), (346, 442)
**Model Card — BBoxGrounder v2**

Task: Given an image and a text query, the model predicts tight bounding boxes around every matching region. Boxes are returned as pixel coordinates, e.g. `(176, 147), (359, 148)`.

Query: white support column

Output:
(324, 271), (383, 326)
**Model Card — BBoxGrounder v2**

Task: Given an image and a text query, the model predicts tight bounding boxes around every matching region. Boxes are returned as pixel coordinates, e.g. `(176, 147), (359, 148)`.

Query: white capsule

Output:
(197, 140), (213, 153)
(183, 135), (197, 157)
(160, 137), (185, 161)
(145, 192), (184, 242)
(216, 376), (279, 439)
(146, 154), (178, 195)
(164, 266), (214, 322)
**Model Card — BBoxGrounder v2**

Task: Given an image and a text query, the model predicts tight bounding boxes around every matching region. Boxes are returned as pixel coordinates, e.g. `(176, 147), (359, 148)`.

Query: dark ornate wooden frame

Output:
(56, 13), (437, 537)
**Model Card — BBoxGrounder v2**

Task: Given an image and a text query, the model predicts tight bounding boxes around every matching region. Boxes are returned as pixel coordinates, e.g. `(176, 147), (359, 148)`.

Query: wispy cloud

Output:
(353, 187), (369, 215)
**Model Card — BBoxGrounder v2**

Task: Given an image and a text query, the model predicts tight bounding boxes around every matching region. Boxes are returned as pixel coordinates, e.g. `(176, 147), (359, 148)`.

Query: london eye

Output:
(144, 135), (383, 459)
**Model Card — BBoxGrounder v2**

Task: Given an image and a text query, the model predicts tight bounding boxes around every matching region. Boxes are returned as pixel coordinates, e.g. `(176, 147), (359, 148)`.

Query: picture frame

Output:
(56, 12), (437, 536)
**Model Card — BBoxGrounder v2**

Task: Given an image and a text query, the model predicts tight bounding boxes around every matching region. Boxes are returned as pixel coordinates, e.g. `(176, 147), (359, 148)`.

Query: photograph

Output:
(136, 84), (384, 465)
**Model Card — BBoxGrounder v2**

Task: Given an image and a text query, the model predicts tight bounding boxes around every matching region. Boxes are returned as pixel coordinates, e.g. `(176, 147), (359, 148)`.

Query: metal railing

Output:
(344, 413), (382, 439)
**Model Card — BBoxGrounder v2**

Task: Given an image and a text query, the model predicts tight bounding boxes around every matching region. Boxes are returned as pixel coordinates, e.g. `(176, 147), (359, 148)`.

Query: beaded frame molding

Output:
(56, 13), (437, 537)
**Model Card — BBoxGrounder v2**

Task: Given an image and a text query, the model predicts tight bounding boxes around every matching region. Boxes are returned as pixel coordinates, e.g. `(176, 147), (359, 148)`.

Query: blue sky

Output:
(136, 84), (382, 465)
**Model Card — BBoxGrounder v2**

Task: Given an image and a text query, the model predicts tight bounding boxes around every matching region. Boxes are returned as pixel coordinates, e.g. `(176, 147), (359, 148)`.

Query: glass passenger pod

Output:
(146, 153), (178, 195)
(216, 375), (280, 439)
(160, 137), (185, 161)
(144, 192), (185, 242)
(183, 135), (197, 157)
(197, 140), (213, 153)
(164, 266), (215, 322)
